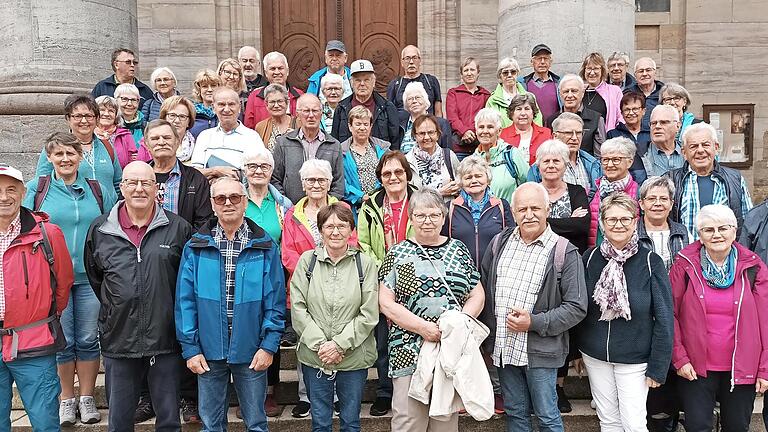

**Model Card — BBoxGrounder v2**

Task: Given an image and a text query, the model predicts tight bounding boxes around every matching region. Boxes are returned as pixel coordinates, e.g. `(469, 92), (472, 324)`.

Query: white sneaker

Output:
(78, 396), (101, 424)
(590, 399), (596, 409)
(59, 398), (77, 426)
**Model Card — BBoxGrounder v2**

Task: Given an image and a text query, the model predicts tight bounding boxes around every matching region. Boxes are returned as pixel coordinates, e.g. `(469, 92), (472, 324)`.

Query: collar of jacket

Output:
(522, 71), (561, 83)
(340, 136), (391, 153)
(637, 218), (688, 241)
(314, 245), (361, 264)
(615, 121), (650, 135)
(282, 128), (338, 146)
(190, 216), (272, 250)
(16, 207), (47, 238)
(370, 184), (418, 209)
(340, 92), (388, 111)
(450, 193), (502, 210)
(452, 84), (491, 96)
(98, 201), (169, 240)
(677, 241), (761, 282)
(679, 159), (727, 180)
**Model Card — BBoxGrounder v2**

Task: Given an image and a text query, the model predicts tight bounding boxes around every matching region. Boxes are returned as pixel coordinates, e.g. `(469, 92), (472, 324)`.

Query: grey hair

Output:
(639, 176), (675, 200)
(210, 176), (248, 196)
(263, 51), (288, 70)
(241, 146), (275, 169)
(320, 73), (344, 90)
(114, 83), (140, 98)
(535, 139), (570, 164)
(407, 188), (447, 217)
(262, 83), (288, 101)
(551, 112), (584, 132)
(558, 74), (585, 92)
(95, 96), (120, 125)
(238, 45), (260, 59)
(511, 182), (550, 209)
(651, 104), (681, 122)
(402, 81), (431, 111)
(696, 204), (737, 230)
(608, 51), (630, 65)
(508, 93), (539, 120)
(682, 122), (719, 147)
(474, 107), (502, 130)
(149, 67), (177, 91)
(456, 154), (493, 183)
(634, 57), (657, 71)
(299, 158), (333, 181)
(600, 137), (636, 158)
(660, 82), (692, 107)
(497, 57), (521, 76)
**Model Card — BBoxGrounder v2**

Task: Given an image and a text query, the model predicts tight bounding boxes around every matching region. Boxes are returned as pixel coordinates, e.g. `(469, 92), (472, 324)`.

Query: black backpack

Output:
(305, 251), (365, 288)
(33, 175), (104, 213)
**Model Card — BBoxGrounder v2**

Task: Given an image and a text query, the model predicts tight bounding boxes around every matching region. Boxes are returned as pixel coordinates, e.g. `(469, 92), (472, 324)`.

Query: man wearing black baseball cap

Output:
(307, 40), (352, 100)
(520, 43), (562, 122)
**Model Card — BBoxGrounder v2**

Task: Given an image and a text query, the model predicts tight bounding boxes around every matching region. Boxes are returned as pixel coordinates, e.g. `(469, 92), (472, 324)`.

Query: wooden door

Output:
(261, 0), (417, 93)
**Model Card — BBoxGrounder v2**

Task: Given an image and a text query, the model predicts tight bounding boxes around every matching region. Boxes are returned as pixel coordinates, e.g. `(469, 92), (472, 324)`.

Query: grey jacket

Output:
(739, 200), (768, 264)
(637, 218), (689, 269)
(478, 227), (588, 368)
(271, 129), (346, 204)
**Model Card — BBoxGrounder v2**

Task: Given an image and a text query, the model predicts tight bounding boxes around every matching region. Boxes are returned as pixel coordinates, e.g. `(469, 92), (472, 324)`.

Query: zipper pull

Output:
(136, 247), (142, 263)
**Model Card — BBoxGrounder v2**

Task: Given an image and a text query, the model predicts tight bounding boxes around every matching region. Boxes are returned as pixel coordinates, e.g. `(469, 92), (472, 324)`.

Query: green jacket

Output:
(357, 185), (417, 266)
(485, 83), (543, 128)
(290, 247), (379, 372)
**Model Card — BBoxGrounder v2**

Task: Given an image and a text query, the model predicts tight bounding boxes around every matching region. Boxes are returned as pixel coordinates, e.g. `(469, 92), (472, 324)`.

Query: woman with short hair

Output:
(342, 106), (390, 218)
(158, 96), (198, 164)
(485, 57), (542, 128)
(254, 84), (299, 151)
(399, 82), (453, 153)
(579, 52), (624, 130)
(660, 82), (701, 141)
(499, 93), (553, 165)
(320, 73), (344, 133)
(607, 92), (651, 155)
(472, 108), (528, 202)
(94, 95), (137, 168)
(670, 205), (768, 432)
(405, 114), (460, 199)
(142, 67), (179, 121)
(446, 57), (491, 159)
(190, 69), (222, 138)
(114, 83), (146, 145)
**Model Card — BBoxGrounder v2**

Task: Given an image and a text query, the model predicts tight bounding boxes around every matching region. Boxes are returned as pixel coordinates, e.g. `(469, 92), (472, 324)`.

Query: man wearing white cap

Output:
(0, 163), (74, 431)
(331, 59), (402, 149)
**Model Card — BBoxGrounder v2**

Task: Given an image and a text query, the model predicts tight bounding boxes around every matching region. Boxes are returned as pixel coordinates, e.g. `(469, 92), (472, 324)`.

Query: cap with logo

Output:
(0, 164), (23, 183)
(325, 40), (347, 53)
(350, 59), (375, 75)
(531, 44), (552, 56)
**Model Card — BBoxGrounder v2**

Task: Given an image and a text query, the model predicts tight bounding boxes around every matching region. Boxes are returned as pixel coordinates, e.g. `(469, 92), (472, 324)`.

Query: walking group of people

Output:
(1, 37), (767, 432)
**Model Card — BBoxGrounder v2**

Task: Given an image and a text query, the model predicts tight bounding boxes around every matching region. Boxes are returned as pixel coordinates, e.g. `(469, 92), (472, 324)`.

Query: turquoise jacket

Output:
(341, 136), (390, 210)
(23, 173), (118, 284)
(35, 135), (123, 193)
(307, 66), (352, 96)
(175, 218), (286, 363)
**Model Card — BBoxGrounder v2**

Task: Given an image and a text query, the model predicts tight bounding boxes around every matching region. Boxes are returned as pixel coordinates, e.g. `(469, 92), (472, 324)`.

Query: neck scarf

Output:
(598, 174), (630, 200)
(383, 194), (408, 250)
(593, 231), (639, 321)
(94, 125), (117, 141)
(123, 110), (145, 130)
(460, 188), (490, 226)
(413, 147), (444, 187)
(195, 102), (215, 119)
(700, 245), (737, 289)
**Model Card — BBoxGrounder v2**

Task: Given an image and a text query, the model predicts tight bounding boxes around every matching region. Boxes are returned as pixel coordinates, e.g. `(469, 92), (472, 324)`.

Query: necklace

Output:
(585, 89), (598, 106)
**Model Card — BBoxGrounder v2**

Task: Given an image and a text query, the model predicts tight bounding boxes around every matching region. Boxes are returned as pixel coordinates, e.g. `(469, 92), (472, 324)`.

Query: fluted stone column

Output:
(0, 0), (138, 177)
(498, 0), (634, 77)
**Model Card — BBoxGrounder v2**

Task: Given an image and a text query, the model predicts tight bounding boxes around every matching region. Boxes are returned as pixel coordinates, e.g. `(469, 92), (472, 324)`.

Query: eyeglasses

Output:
(600, 157), (629, 166)
(212, 194), (245, 205)
(555, 130), (584, 138)
(650, 120), (674, 127)
(622, 107), (643, 114)
(245, 163), (272, 172)
(415, 130), (438, 138)
(635, 67), (656, 74)
(323, 87), (343, 93)
(643, 196), (670, 204)
(585, 67), (602, 73)
(661, 96), (685, 104)
(402, 55), (421, 63)
(221, 70), (240, 78)
(115, 59), (138, 66)
(322, 224), (350, 233)
(500, 69), (517, 77)
(302, 177), (329, 185)
(118, 96), (139, 105)
(381, 169), (406, 179)
(299, 108), (321, 116)
(70, 114), (96, 121)
(165, 113), (190, 122)
(412, 213), (443, 224)
(266, 99), (287, 106)
(122, 178), (156, 189)
(406, 96), (425, 103)
(700, 225), (734, 236)
(154, 77), (174, 83)
(603, 216), (634, 227)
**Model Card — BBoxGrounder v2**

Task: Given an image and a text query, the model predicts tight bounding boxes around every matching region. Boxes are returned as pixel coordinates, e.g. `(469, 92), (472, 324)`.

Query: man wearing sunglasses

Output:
(176, 176), (286, 431)
(84, 161), (192, 430)
(92, 48), (153, 110)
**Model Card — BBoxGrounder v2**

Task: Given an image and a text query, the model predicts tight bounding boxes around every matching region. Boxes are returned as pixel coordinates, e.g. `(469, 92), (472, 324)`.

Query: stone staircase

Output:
(9, 348), (766, 431)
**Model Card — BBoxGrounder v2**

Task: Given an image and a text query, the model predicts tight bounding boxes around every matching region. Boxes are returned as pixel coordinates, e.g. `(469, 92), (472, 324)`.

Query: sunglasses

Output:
(212, 194), (245, 205)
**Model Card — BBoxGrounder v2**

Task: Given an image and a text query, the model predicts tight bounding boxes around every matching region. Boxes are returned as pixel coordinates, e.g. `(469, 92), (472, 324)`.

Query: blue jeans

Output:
(198, 361), (267, 432)
(497, 365), (563, 432)
(374, 314), (392, 398)
(302, 365), (367, 432)
(0, 353), (60, 431)
(57, 282), (100, 363)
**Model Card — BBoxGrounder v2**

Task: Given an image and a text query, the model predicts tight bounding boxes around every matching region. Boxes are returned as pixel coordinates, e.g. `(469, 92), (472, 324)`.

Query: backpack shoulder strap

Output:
(502, 150), (519, 186)
(85, 179), (105, 213)
(443, 147), (454, 181)
(355, 252), (364, 288)
(554, 236), (568, 279)
(36, 221), (57, 314)
(100, 138), (115, 163)
(305, 251), (318, 282)
(33, 175), (52, 212)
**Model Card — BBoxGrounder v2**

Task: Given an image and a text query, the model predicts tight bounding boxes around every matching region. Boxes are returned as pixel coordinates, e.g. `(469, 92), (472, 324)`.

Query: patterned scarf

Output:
(413, 147), (444, 187)
(195, 102), (215, 119)
(598, 174), (631, 200)
(700, 246), (737, 289)
(593, 231), (639, 321)
(460, 189), (490, 226)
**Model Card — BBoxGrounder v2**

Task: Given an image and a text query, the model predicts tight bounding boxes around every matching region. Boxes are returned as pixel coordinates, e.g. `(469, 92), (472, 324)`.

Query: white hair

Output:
(511, 182), (550, 209)
(408, 188), (446, 217)
(474, 107), (502, 130)
(634, 57), (657, 71)
(497, 57), (520, 76)
(238, 46), (260, 59)
(558, 74), (585, 92)
(210, 176), (247, 196)
(536, 139), (570, 164)
(320, 73), (344, 90)
(299, 158), (333, 180)
(114, 83), (140, 98)
(402, 81), (431, 111)
(608, 51), (630, 65)
(682, 122), (718, 147)
(600, 137), (637, 158)
(456, 154), (493, 183)
(651, 104), (681, 122)
(149, 67), (177, 91)
(639, 176), (675, 200)
(263, 51), (288, 70)
(242, 146), (274, 168)
(696, 204), (737, 230)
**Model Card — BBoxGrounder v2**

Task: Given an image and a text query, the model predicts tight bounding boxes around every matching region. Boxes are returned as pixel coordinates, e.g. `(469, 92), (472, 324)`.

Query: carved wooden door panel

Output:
(262, 0), (416, 94)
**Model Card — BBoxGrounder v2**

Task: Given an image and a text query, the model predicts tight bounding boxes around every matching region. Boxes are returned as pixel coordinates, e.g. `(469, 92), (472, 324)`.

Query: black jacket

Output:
(84, 204), (192, 358)
(92, 75), (154, 110)
(175, 162), (214, 231)
(548, 183), (591, 253)
(546, 107), (604, 156)
(443, 194), (514, 268)
(331, 93), (402, 150)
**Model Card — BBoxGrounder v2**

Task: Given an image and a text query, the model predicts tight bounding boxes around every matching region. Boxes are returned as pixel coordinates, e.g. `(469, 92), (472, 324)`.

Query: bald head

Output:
(120, 161), (158, 212)
(511, 182), (550, 242)
(123, 161), (155, 179)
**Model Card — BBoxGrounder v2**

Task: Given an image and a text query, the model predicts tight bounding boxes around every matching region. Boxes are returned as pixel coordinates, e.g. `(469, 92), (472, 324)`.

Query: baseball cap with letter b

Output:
(350, 59), (375, 75)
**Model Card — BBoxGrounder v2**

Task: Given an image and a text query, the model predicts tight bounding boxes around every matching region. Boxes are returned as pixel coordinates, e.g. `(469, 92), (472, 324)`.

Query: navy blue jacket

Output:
(332, 93), (402, 150)
(92, 75), (153, 110)
(443, 194), (513, 268)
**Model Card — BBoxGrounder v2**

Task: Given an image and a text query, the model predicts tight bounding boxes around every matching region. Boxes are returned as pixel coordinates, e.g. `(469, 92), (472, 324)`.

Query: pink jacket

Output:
(109, 127), (138, 169)
(594, 81), (625, 131)
(588, 177), (639, 247)
(135, 138), (153, 163)
(669, 241), (768, 385)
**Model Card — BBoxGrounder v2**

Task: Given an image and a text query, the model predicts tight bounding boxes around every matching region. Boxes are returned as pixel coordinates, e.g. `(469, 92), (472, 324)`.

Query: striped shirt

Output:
(679, 168), (752, 240)
(564, 157), (591, 194)
(0, 214), (21, 321)
(213, 222), (251, 329)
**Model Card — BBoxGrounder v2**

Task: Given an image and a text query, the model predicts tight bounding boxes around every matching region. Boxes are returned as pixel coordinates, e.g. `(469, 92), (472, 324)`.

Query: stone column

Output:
(498, 0), (635, 76)
(0, 0), (138, 176)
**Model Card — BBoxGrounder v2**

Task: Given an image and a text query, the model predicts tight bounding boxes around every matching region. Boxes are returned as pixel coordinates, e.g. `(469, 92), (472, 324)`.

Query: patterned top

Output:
(549, 192), (572, 219)
(156, 161), (181, 215)
(0, 214), (21, 320)
(679, 168), (752, 240)
(213, 222), (251, 329)
(351, 144), (379, 195)
(379, 238), (480, 378)
(647, 229), (672, 269)
(493, 227), (557, 367)
(564, 157), (591, 194)
(401, 119), (417, 154)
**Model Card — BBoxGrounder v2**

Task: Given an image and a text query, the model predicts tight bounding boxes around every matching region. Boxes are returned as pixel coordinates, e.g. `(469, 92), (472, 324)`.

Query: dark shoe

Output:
(292, 401), (310, 418)
(494, 393), (504, 415)
(265, 394), (282, 417)
(334, 401), (340, 416)
(369, 397), (391, 416)
(134, 396), (155, 423)
(281, 327), (298, 348)
(556, 385), (572, 413)
(180, 398), (200, 424)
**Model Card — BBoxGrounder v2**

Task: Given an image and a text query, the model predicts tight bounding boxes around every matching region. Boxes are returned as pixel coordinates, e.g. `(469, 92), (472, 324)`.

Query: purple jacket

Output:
(669, 241), (768, 386)
(594, 81), (624, 131)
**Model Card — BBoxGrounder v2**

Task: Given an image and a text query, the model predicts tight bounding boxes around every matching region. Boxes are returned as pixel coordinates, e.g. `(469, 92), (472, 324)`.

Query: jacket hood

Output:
(18, 207), (50, 236)
(451, 84), (491, 96)
(677, 240), (761, 273)
(190, 216), (273, 250)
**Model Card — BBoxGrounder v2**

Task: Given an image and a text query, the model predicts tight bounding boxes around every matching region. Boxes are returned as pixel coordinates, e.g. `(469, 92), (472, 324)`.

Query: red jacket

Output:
(2, 208), (73, 361)
(244, 84), (304, 129)
(670, 241), (768, 385)
(499, 123), (552, 165)
(445, 84), (491, 154)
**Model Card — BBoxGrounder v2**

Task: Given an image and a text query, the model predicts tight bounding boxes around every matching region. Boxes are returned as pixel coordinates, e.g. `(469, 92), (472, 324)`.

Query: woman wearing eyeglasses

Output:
(115, 83), (147, 146)
(320, 74), (344, 134)
(575, 192), (674, 432)
(254, 84), (299, 151)
(588, 137), (640, 248)
(669, 204), (768, 432)
(485, 57), (542, 128)
(217, 58), (248, 115)
(659, 83), (702, 142)
(405, 114), (460, 200)
(94, 95), (138, 169)
(142, 67), (180, 122)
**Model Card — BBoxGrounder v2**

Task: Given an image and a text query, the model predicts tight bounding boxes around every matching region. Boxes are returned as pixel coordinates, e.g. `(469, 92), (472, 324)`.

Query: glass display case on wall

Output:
(702, 104), (755, 169)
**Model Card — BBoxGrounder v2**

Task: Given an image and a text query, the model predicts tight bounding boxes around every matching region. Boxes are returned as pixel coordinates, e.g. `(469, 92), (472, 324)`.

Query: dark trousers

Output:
(104, 354), (181, 432)
(140, 360), (198, 401)
(374, 314), (392, 399)
(647, 367), (680, 432)
(677, 370), (755, 432)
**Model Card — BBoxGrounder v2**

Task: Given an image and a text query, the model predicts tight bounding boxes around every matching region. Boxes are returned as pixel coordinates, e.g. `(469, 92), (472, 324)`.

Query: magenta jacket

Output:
(109, 127), (138, 169)
(588, 177), (638, 247)
(669, 241), (768, 386)
(594, 81), (624, 131)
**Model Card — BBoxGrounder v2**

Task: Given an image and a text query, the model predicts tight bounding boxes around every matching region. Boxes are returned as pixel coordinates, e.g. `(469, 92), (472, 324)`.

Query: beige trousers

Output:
(391, 375), (459, 432)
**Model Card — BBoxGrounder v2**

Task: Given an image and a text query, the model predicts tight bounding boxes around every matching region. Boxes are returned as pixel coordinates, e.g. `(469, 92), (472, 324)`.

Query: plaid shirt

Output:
(679, 168), (753, 240)
(0, 214), (21, 321)
(493, 226), (557, 367)
(564, 156), (591, 194)
(157, 161), (182, 215)
(213, 222), (251, 328)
